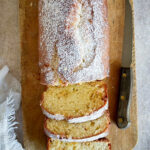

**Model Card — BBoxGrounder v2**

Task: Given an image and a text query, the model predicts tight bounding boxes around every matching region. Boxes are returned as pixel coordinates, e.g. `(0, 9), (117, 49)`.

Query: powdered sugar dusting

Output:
(39, 0), (109, 85)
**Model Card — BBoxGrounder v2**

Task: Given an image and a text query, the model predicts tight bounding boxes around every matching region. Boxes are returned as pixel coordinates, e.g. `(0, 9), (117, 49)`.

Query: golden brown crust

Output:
(102, 0), (110, 77)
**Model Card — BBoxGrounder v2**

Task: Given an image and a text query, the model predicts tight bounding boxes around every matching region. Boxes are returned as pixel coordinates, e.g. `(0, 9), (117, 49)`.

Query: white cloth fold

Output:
(0, 66), (24, 150)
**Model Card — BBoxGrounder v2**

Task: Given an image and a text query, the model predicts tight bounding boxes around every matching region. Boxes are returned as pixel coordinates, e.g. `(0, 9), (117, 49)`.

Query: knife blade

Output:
(117, 0), (133, 129)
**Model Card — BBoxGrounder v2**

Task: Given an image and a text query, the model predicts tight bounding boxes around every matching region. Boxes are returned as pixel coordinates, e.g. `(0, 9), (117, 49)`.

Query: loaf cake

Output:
(41, 81), (108, 123)
(48, 138), (111, 150)
(39, 0), (111, 147)
(44, 111), (110, 142)
(39, 0), (109, 86)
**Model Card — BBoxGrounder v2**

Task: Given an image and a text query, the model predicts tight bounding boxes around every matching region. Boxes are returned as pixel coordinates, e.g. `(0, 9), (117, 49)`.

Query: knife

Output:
(117, 0), (133, 129)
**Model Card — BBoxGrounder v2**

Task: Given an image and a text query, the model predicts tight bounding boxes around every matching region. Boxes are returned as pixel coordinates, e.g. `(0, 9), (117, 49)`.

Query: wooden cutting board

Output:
(20, 0), (138, 149)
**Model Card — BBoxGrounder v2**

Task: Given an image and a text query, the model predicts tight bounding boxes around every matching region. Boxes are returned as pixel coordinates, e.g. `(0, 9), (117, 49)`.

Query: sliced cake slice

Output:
(41, 81), (108, 123)
(44, 111), (110, 142)
(47, 138), (111, 150)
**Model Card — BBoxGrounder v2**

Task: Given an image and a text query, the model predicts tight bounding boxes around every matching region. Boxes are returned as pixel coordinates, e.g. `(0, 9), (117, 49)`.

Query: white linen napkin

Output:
(0, 66), (24, 150)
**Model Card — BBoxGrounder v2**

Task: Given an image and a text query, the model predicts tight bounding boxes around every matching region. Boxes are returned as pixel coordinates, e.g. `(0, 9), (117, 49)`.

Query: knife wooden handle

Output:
(117, 67), (133, 129)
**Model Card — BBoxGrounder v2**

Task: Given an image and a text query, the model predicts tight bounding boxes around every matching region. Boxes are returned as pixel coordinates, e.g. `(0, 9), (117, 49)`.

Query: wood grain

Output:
(20, 0), (46, 149)
(20, 0), (138, 150)
(107, 0), (138, 150)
